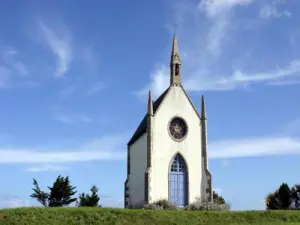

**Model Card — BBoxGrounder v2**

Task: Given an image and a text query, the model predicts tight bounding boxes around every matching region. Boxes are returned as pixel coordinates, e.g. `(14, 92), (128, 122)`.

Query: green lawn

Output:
(1, 207), (300, 225)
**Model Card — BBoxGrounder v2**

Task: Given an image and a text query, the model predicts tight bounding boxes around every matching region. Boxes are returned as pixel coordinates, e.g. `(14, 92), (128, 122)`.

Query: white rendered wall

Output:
(128, 133), (147, 207)
(151, 86), (203, 204)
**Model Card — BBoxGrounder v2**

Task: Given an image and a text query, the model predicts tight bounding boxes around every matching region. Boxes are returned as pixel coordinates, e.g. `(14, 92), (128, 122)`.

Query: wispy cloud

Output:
(53, 106), (92, 123)
(221, 159), (229, 168)
(55, 113), (92, 123)
(134, 65), (169, 99)
(198, 0), (255, 58)
(136, 0), (298, 98)
(267, 79), (300, 86)
(0, 194), (31, 209)
(0, 66), (11, 88)
(27, 164), (69, 172)
(0, 48), (30, 88)
(1, 49), (29, 76)
(137, 58), (300, 98)
(198, 0), (255, 18)
(1, 133), (299, 165)
(0, 134), (127, 164)
(209, 137), (300, 158)
(86, 82), (106, 95)
(185, 59), (300, 92)
(37, 21), (72, 77)
(259, 1), (292, 19)
(282, 118), (300, 136)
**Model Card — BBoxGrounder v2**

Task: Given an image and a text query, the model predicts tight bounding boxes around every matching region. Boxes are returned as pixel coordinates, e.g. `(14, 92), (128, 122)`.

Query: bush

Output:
(144, 199), (178, 210)
(187, 197), (231, 211)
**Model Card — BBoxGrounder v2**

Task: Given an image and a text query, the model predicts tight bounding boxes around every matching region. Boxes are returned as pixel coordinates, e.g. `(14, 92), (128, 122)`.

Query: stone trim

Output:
(145, 111), (153, 204)
(201, 111), (213, 202)
(146, 114), (152, 168)
(124, 179), (129, 208)
(167, 116), (189, 142)
(127, 145), (130, 174)
(124, 145), (130, 208)
(205, 170), (213, 202)
(144, 172), (149, 204)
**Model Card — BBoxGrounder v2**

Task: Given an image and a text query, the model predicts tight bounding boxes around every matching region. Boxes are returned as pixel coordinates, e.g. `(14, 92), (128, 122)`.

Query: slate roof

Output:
(127, 87), (170, 146)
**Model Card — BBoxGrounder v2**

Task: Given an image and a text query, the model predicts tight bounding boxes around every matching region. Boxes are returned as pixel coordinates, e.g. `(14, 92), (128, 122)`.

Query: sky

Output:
(0, 0), (300, 210)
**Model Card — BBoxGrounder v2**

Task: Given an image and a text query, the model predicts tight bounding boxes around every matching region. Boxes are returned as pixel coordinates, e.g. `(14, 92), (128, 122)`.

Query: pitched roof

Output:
(127, 87), (170, 146)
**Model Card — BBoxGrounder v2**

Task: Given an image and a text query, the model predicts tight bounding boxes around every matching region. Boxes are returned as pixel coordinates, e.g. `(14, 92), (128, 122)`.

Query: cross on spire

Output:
(173, 22), (178, 34)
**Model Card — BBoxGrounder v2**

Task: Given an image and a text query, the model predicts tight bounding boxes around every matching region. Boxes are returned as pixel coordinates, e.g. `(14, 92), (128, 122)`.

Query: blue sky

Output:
(0, 0), (300, 210)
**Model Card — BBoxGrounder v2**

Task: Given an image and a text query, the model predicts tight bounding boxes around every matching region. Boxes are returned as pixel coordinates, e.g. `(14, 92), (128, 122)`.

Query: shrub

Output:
(187, 197), (231, 211)
(144, 199), (178, 210)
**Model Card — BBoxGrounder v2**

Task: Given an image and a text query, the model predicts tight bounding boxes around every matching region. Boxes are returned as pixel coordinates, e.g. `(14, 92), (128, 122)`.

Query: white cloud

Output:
(213, 187), (223, 194)
(0, 48), (30, 88)
(221, 159), (229, 168)
(55, 113), (92, 123)
(283, 118), (300, 136)
(138, 58), (300, 97)
(1, 134), (299, 165)
(52, 106), (92, 123)
(137, 0), (297, 98)
(1, 49), (29, 76)
(199, 0), (255, 18)
(86, 82), (106, 95)
(0, 195), (31, 209)
(209, 137), (300, 158)
(0, 134), (126, 164)
(259, 2), (292, 19)
(185, 59), (300, 91)
(134, 65), (169, 99)
(27, 164), (69, 172)
(198, 0), (255, 58)
(0, 66), (11, 88)
(267, 79), (300, 86)
(37, 21), (72, 77)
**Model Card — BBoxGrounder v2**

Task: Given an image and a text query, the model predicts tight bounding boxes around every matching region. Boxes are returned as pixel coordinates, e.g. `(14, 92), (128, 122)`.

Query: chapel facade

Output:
(124, 34), (213, 208)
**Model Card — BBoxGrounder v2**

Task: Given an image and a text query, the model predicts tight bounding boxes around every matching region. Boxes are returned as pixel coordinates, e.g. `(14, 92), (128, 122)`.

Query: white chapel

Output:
(124, 34), (213, 208)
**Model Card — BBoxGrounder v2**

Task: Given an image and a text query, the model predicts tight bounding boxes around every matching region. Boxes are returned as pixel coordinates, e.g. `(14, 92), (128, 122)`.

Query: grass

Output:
(1, 207), (300, 225)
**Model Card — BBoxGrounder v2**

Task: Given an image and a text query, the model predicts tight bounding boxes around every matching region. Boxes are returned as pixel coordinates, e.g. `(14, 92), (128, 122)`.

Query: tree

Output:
(30, 175), (77, 207)
(266, 183), (292, 210)
(213, 191), (226, 204)
(77, 185), (101, 207)
(30, 178), (49, 207)
(291, 184), (300, 209)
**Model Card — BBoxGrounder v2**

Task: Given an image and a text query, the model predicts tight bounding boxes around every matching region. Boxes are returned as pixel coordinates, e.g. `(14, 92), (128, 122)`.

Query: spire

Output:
(201, 95), (206, 120)
(170, 34), (182, 86)
(148, 91), (153, 115)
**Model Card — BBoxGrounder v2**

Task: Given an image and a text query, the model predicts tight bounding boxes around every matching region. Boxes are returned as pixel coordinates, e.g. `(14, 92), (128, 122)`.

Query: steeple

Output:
(170, 34), (182, 86)
(147, 91), (153, 115)
(201, 95), (206, 120)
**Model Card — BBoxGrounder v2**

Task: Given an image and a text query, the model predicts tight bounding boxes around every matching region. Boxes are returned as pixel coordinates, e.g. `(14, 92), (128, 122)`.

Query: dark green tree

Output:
(278, 183), (292, 209)
(30, 178), (49, 207)
(266, 183), (292, 210)
(291, 184), (300, 209)
(266, 191), (280, 210)
(30, 175), (77, 207)
(77, 185), (101, 207)
(213, 191), (226, 204)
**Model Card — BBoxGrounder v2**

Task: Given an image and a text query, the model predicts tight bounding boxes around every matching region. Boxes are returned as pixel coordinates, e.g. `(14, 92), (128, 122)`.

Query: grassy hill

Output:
(1, 207), (300, 225)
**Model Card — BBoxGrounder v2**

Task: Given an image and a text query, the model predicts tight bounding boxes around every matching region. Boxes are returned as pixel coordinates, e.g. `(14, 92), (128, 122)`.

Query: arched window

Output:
(169, 154), (188, 207)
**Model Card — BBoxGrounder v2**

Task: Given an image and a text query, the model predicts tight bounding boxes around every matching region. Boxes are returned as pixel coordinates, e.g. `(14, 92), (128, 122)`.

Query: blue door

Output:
(169, 154), (188, 207)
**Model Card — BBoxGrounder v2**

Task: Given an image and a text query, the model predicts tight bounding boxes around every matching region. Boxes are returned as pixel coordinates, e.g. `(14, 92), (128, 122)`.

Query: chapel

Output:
(124, 34), (213, 208)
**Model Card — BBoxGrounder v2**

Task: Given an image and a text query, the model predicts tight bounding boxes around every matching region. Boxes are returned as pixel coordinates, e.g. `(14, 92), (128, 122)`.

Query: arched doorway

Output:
(169, 154), (188, 207)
